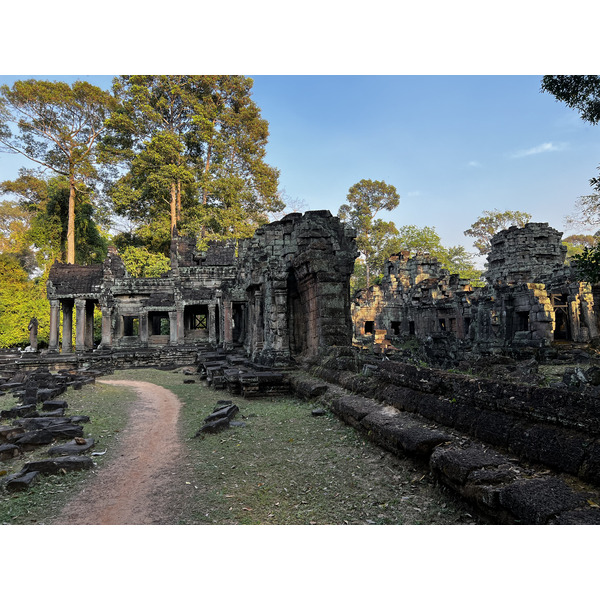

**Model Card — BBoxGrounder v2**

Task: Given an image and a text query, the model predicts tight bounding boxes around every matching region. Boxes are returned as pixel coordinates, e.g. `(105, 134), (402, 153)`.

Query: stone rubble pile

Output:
(193, 350), (290, 398)
(0, 367), (96, 493)
(195, 399), (242, 436)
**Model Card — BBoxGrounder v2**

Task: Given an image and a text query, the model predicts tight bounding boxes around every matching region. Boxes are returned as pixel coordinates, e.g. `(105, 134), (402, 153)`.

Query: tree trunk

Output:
(365, 254), (370, 291)
(177, 179), (182, 221)
(67, 178), (76, 264)
(170, 182), (178, 237)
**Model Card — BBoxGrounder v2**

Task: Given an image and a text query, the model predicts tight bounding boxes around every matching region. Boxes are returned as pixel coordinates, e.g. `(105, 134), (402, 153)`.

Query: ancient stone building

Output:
(352, 223), (599, 358)
(46, 211), (358, 366)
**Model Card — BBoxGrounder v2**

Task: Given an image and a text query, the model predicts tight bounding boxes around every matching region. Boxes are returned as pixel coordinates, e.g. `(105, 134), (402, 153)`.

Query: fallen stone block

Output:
(195, 417), (230, 435)
(39, 408), (65, 418)
(0, 443), (20, 460)
(498, 477), (585, 524)
(22, 455), (94, 475)
(13, 429), (56, 446)
(12, 417), (71, 431)
(205, 404), (239, 423)
(0, 426), (26, 442)
(70, 415), (90, 424)
(1, 404), (38, 419)
(48, 438), (95, 456)
(42, 399), (68, 411)
(36, 389), (56, 403)
(43, 423), (84, 440)
(5, 470), (39, 492)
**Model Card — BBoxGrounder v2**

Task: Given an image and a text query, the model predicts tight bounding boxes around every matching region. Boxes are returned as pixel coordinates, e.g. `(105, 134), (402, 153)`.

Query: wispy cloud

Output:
(510, 142), (565, 159)
(467, 160), (481, 168)
(406, 190), (422, 197)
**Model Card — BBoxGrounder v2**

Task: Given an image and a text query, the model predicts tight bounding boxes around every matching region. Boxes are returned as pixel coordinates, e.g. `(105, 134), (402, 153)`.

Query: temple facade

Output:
(352, 223), (600, 357)
(46, 211), (358, 366)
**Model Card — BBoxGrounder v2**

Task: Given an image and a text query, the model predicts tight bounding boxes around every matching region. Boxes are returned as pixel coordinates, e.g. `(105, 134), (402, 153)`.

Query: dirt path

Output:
(54, 380), (183, 525)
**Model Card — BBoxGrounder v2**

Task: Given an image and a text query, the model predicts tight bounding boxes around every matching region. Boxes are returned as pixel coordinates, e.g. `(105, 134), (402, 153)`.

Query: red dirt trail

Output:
(53, 380), (183, 525)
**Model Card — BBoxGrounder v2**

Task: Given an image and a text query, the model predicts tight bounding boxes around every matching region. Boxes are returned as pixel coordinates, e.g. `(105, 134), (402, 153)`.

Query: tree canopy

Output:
(338, 179), (400, 289)
(0, 79), (117, 263)
(464, 209), (532, 256)
(542, 76), (600, 125)
(348, 223), (481, 295)
(104, 76), (282, 249)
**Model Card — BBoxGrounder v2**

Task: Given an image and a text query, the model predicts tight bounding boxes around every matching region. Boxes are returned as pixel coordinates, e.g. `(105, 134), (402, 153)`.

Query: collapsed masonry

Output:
(352, 223), (599, 362)
(45, 211), (358, 367)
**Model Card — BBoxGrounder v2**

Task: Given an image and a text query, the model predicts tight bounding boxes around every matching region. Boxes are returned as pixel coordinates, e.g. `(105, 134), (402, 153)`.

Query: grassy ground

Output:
(0, 380), (135, 524)
(1, 368), (477, 525)
(101, 369), (476, 525)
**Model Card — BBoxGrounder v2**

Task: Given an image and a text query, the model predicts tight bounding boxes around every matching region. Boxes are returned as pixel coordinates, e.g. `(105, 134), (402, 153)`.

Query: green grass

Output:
(1, 368), (475, 525)
(100, 369), (474, 525)
(0, 379), (135, 524)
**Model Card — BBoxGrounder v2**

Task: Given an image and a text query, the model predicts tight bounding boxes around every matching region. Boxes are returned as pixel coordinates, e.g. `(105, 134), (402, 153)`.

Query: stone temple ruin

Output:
(7, 216), (600, 523)
(43, 211), (358, 370)
(352, 222), (599, 362)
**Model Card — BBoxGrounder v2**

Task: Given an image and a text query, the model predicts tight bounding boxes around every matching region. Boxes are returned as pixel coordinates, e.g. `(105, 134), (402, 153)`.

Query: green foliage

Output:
(563, 234), (598, 264)
(1, 174), (108, 268)
(573, 244), (600, 284)
(338, 178), (400, 288)
(381, 224), (444, 262)
(119, 246), (171, 278)
(541, 76), (600, 125)
(0, 254), (49, 348)
(104, 75), (281, 246)
(464, 209), (532, 255)
(0, 80), (117, 263)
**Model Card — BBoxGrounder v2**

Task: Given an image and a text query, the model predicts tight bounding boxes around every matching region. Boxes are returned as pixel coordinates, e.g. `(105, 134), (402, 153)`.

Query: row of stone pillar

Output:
(48, 299), (97, 353)
(48, 299), (235, 352)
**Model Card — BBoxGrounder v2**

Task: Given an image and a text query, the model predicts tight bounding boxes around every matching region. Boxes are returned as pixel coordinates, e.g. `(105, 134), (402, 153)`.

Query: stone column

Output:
(75, 299), (87, 352)
(208, 304), (216, 343)
(273, 287), (289, 353)
(223, 300), (233, 347)
(62, 300), (74, 353)
(177, 307), (185, 345)
(100, 305), (113, 348)
(252, 290), (264, 355)
(85, 301), (95, 350)
(169, 311), (178, 345)
(48, 300), (60, 352)
(140, 312), (149, 346)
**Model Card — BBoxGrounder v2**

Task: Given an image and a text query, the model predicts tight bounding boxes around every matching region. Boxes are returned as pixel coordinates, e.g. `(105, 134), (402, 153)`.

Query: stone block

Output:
(48, 438), (95, 456)
(508, 423), (588, 475)
(331, 395), (379, 426)
(498, 477), (585, 524)
(0, 443), (20, 460)
(5, 470), (39, 492)
(430, 443), (507, 485)
(22, 455), (94, 474)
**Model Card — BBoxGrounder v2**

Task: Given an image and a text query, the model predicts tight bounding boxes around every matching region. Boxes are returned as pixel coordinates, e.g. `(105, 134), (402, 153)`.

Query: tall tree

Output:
(104, 75), (281, 248)
(1, 172), (108, 269)
(338, 179), (400, 289)
(464, 209), (531, 256)
(0, 80), (117, 263)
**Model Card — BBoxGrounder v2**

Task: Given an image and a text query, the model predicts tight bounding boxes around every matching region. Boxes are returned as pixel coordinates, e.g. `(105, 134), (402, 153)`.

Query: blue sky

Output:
(1, 74), (599, 267)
